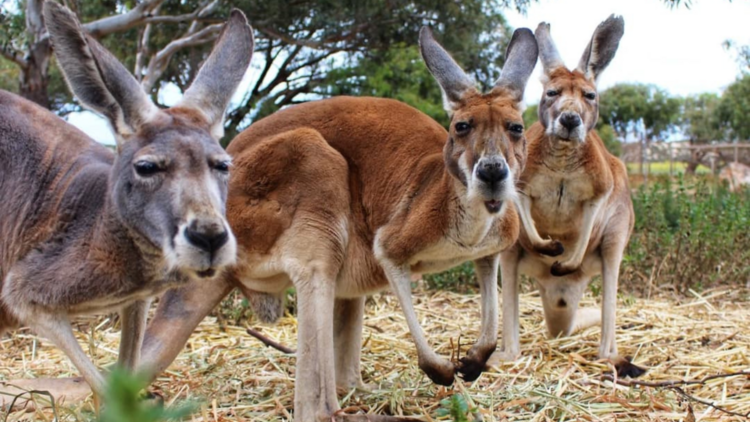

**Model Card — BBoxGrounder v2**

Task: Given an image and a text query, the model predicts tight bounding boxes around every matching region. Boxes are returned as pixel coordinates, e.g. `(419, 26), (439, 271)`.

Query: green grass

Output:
(626, 161), (711, 174)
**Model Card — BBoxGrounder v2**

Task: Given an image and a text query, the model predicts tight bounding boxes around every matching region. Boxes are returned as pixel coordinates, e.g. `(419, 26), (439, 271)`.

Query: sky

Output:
(67, 0), (750, 144)
(504, 0), (750, 105)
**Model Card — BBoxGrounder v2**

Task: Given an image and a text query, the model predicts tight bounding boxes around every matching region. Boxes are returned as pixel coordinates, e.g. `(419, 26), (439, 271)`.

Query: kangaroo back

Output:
(0, 90), (112, 315)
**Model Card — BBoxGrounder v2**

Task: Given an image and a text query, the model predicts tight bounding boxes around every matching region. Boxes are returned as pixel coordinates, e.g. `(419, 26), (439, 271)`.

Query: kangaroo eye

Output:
(546, 89), (559, 97)
(508, 123), (524, 135)
(213, 160), (230, 173)
(134, 161), (162, 177)
(454, 121), (471, 134)
(584, 92), (597, 100)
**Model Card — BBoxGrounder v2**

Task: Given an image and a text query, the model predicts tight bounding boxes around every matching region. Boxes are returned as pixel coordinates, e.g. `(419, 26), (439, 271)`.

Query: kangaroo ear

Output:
(535, 22), (565, 74)
(419, 26), (477, 113)
(576, 15), (625, 83)
(177, 9), (255, 141)
(493, 28), (538, 101)
(44, 2), (160, 147)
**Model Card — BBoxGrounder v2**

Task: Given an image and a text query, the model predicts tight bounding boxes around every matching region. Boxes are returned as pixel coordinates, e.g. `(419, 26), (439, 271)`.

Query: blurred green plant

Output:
(423, 262), (477, 293)
(99, 369), (196, 422)
(436, 393), (471, 422)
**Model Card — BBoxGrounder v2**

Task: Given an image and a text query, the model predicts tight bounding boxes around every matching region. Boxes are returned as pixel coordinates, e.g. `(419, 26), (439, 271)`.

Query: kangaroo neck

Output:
(541, 134), (588, 172)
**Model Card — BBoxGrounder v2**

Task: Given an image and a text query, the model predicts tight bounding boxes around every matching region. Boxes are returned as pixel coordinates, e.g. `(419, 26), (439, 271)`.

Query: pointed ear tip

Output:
(418, 27), (435, 51)
(228, 9), (250, 26)
(603, 14), (625, 29)
(535, 22), (550, 32)
(509, 28), (538, 55)
(514, 27), (534, 38)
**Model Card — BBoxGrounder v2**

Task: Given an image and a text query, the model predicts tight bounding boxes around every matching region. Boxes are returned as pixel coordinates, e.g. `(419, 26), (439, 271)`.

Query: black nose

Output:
(559, 112), (582, 130)
(476, 160), (508, 184)
(185, 221), (229, 253)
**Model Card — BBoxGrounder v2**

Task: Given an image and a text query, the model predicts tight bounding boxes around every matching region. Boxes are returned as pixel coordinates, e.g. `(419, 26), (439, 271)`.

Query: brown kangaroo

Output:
(0, 3), (252, 401)
(136, 26), (538, 421)
(490, 15), (645, 378)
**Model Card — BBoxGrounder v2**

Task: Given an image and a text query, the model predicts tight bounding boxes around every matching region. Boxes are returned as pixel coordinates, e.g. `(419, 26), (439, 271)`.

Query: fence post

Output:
(711, 147), (717, 174)
(639, 137), (644, 178)
(735, 142), (740, 163)
(669, 142), (674, 176)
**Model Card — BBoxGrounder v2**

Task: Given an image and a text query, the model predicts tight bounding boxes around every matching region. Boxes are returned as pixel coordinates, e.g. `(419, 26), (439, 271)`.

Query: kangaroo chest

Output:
(524, 167), (595, 239)
(408, 209), (510, 274)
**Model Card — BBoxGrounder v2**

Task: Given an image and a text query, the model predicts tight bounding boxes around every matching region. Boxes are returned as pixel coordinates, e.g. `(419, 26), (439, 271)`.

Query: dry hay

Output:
(1, 286), (749, 422)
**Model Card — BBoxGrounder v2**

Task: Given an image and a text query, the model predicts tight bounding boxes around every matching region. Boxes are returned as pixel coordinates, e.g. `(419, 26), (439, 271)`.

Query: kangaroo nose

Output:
(476, 159), (508, 184)
(559, 112), (582, 130)
(185, 220), (229, 253)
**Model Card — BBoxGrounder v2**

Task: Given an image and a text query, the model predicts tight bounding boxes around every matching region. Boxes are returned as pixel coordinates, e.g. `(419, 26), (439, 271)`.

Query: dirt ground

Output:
(1, 286), (749, 421)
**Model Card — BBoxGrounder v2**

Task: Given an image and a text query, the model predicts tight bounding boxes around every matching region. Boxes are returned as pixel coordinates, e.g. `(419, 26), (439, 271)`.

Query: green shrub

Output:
(423, 262), (478, 293)
(625, 177), (750, 294)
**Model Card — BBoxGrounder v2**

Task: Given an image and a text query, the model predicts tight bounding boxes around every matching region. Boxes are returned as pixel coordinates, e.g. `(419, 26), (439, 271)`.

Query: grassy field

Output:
(625, 161), (711, 175)
(1, 176), (749, 421)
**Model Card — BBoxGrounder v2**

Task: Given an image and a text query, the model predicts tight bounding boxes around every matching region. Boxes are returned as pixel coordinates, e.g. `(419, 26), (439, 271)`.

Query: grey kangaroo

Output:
(0, 2), (253, 400)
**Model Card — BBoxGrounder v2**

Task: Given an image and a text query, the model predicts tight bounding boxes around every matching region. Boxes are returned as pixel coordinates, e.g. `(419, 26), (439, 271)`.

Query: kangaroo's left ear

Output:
(419, 26), (478, 113)
(576, 14), (625, 84)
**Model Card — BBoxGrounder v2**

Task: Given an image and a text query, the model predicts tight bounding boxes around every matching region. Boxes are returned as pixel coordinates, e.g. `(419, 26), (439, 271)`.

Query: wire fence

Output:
(620, 140), (750, 176)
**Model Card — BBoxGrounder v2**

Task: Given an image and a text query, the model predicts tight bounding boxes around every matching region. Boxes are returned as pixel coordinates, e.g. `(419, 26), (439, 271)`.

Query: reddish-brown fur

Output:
(226, 95), (523, 420)
(493, 16), (644, 378)
(226, 96), (521, 292)
(138, 27), (538, 421)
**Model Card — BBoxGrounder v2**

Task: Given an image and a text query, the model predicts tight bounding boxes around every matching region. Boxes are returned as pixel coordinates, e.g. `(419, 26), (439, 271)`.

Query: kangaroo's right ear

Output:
(177, 9), (254, 141)
(419, 26), (477, 113)
(493, 28), (539, 101)
(44, 2), (160, 147)
(535, 22), (566, 75)
(576, 15), (624, 83)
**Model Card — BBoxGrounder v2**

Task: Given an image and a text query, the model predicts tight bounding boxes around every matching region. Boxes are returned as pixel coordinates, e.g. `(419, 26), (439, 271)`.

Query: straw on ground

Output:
(1, 285), (748, 421)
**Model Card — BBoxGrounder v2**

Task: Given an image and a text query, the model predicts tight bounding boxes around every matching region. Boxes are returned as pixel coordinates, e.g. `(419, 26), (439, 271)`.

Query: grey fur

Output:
(419, 26), (477, 110)
(178, 9), (255, 139)
(247, 291), (285, 324)
(494, 28), (539, 101)
(0, 3), (254, 398)
(44, 2), (157, 141)
(577, 15), (625, 82)
(535, 22), (565, 72)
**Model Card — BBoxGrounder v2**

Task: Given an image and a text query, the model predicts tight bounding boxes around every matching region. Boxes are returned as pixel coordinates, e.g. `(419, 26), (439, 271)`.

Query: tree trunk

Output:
(685, 137), (703, 175)
(18, 40), (51, 109)
(18, 0), (51, 109)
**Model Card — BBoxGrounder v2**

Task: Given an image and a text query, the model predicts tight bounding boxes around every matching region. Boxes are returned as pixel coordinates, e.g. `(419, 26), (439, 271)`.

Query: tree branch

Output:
(134, 2), (162, 82)
(249, 42), (279, 99)
(255, 26), (326, 49)
(255, 18), (400, 51)
(0, 44), (26, 68)
(143, 0), (219, 25)
(246, 328), (296, 354)
(141, 23), (221, 92)
(81, 0), (165, 38)
(601, 371), (750, 418)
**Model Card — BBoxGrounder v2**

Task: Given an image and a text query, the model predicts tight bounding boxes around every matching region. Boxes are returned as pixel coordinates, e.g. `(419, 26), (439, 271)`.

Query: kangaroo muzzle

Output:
(474, 156), (512, 214)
